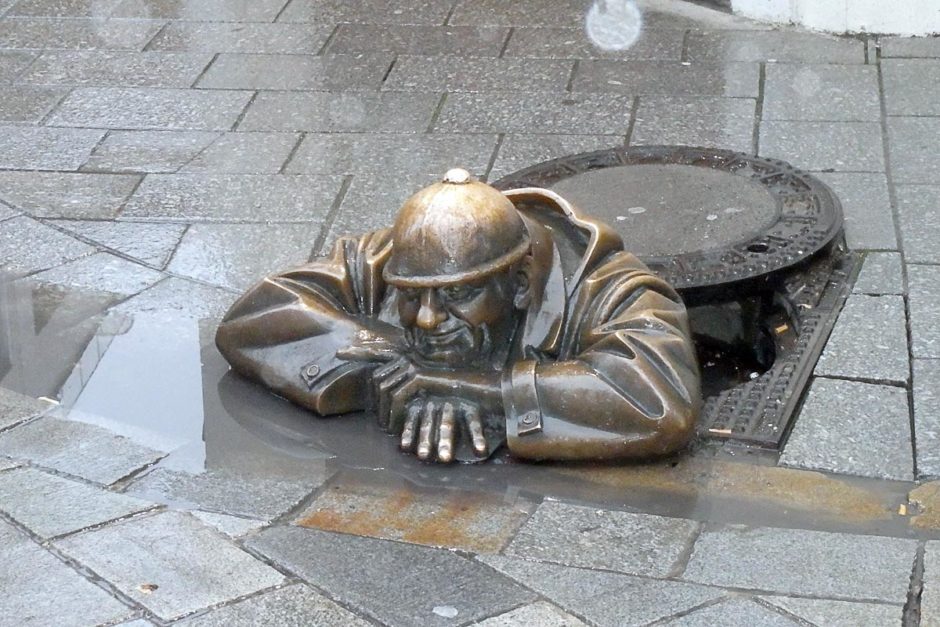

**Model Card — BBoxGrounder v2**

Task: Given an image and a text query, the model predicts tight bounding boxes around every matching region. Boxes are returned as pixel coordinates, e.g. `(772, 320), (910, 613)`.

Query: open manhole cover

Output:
(495, 146), (855, 449)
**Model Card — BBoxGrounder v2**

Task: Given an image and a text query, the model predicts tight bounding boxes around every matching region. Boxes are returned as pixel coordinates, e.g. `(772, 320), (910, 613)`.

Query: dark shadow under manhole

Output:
(494, 146), (858, 450)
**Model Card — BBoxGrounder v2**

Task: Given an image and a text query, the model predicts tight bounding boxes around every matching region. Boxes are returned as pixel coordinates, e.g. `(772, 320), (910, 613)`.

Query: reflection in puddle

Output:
(0, 276), (925, 537)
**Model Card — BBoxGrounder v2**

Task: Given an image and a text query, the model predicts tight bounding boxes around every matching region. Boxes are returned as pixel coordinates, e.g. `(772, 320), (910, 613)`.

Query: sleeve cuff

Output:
(502, 359), (543, 443)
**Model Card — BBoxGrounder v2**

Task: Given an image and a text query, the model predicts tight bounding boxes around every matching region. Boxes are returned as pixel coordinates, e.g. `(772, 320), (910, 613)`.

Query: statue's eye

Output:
(440, 285), (475, 301)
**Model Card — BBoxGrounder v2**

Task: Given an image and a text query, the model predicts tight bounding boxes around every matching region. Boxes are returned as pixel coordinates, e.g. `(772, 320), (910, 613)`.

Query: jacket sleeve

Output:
(503, 252), (701, 460)
(215, 230), (396, 416)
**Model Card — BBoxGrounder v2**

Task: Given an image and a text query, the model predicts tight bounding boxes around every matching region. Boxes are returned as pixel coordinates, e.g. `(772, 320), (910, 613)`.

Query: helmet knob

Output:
(443, 168), (472, 185)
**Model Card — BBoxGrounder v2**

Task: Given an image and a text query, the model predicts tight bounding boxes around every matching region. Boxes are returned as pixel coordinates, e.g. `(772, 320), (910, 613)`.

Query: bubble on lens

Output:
(585, 0), (643, 51)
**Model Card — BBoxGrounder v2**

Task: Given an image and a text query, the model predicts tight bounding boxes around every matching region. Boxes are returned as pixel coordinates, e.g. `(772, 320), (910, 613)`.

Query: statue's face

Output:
(396, 270), (520, 368)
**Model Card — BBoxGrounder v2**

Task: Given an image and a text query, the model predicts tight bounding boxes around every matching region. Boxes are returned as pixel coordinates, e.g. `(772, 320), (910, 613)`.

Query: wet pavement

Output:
(0, 0), (939, 625)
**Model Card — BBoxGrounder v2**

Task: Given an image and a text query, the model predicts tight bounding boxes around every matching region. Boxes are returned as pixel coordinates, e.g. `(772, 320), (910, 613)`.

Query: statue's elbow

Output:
(651, 396), (700, 456)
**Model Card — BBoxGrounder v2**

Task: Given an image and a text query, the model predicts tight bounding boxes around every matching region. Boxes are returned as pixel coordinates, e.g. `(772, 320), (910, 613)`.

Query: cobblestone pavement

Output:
(1, 0), (939, 625)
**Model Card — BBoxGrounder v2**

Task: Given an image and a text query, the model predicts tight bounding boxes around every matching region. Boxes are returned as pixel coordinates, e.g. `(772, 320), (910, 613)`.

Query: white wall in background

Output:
(731, 0), (940, 35)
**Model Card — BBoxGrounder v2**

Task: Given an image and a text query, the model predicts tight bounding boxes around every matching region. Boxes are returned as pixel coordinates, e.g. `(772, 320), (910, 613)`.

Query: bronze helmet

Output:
(383, 168), (531, 287)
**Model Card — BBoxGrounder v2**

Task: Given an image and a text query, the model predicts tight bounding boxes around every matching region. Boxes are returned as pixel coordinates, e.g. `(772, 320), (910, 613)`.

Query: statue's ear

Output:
(513, 255), (534, 310)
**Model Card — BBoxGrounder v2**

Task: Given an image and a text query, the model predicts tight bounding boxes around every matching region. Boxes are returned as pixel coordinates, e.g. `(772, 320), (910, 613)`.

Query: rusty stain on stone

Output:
(294, 479), (535, 553)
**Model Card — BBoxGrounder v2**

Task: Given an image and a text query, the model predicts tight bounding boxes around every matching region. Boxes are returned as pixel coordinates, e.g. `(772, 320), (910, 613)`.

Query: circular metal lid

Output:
(493, 146), (844, 294)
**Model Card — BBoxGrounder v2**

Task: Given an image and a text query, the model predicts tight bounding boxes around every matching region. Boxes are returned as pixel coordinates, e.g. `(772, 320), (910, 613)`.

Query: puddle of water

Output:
(0, 275), (931, 540)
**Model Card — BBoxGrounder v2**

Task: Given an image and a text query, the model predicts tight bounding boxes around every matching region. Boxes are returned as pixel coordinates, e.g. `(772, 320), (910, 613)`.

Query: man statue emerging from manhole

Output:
(216, 168), (701, 463)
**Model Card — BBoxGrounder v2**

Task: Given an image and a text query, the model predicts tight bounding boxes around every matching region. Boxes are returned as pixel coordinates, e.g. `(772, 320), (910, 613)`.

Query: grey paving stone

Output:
(761, 595), (902, 627)
(48, 87), (253, 130)
(385, 56), (573, 92)
(0, 466), (153, 538)
(854, 252), (904, 295)
(0, 519), (134, 627)
(167, 222), (319, 290)
(322, 172), (438, 251)
(191, 510), (264, 538)
(239, 91), (440, 133)
(888, 117), (940, 185)
(915, 359), (940, 479)
(29, 252), (164, 296)
(0, 126), (104, 170)
(435, 92), (634, 135)
(815, 172), (896, 250)
(574, 60), (758, 98)
(0, 216), (95, 274)
(897, 186), (940, 263)
(0, 85), (67, 123)
(631, 96), (756, 153)
(0, 386), (50, 431)
(0, 415), (164, 484)
(882, 37), (940, 58)
(115, 621), (155, 627)
(687, 30), (864, 64)
(180, 132), (300, 174)
(286, 133), (497, 178)
(111, 277), (236, 319)
(763, 64), (880, 121)
(276, 0), (454, 25)
(663, 598), (799, 626)
(0, 201), (19, 221)
(781, 378), (913, 481)
(883, 59), (940, 115)
(489, 133), (620, 181)
(683, 525), (917, 602)
(909, 264), (940, 358)
(20, 50), (212, 87)
(925, 541), (940, 627)
(0, 457), (19, 470)
(111, 0), (287, 21)
(123, 173), (341, 222)
(815, 294), (909, 384)
(0, 50), (36, 82)
(761, 121), (884, 172)
(5, 0), (122, 17)
(449, 0), (593, 26)
(475, 602), (587, 627)
(175, 584), (370, 627)
(0, 171), (139, 219)
(83, 130), (219, 173)
(326, 24), (509, 56)
(128, 466), (327, 520)
(197, 53), (391, 91)
(0, 16), (161, 49)
(147, 22), (332, 54)
(504, 26), (683, 60)
(56, 511), (285, 620)
(50, 220), (184, 268)
(504, 501), (699, 577)
(479, 555), (723, 627)
(247, 526), (536, 627)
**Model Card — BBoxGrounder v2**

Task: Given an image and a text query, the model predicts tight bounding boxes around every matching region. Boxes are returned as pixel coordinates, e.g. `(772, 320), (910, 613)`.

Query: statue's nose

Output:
(416, 289), (447, 330)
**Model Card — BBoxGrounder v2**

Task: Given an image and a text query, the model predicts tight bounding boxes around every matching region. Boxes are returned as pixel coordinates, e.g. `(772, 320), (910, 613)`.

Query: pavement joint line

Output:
(0, 509), (148, 618)
(190, 51), (220, 89)
(315, 23), (342, 56)
(667, 520), (705, 578)
(443, 0), (459, 27)
(751, 596), (819, 626)
(646, 595), (729, 626)
(36, 86), (74, 127)
(230, 89), (259, 131)
(310, 173), (352, 256)
(43, 505), (166, 544)
(380, 54), (397, 84)
(624, 95), (640, 145)
(482, 132), (505, 181)
(564, 59), (578, 92)
(277, 131), (307, 174)
(78, 128), (114, 171)
(811, 372), (909, 390)
(140, 20), (170, 53)
(271, 0), (293, 24)
(752, 61), (765, 155)
(680, 29), (691, 63)
(498, 27), (514, 58)
(171, 130), (225, 173)
(424, 90), (448, 133)
(903, 541), (927, 627)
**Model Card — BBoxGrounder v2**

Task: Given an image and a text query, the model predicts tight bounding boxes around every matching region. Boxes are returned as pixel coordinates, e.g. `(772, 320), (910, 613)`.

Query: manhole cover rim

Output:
(493, 145), (844, 293)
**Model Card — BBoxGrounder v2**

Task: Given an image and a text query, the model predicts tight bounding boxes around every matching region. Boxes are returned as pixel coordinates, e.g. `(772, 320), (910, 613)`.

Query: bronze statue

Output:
(216, 169), (701, 463)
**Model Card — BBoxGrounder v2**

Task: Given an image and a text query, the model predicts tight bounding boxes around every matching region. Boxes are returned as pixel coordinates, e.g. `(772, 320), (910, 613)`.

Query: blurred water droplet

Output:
(585, 0), (643, 51)
(433, 606), (459, 618)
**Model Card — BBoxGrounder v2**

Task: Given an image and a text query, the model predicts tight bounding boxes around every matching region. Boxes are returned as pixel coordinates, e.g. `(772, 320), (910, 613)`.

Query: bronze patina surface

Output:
(215, 169), (702, 463)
